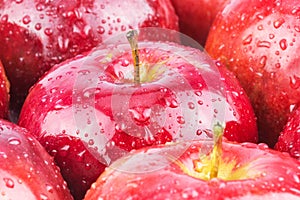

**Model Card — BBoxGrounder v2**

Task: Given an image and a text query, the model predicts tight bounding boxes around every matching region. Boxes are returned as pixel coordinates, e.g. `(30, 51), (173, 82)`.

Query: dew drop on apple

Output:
(196, 129), (203, 136)
(188, 102), (195, 109)
(35, 23), (42, 31)
(1, 14), (8, 23)
(0, 152), (8, 159)
(176, 116), (185, 124)
(22, 15), (31, 25)
(44, 28), (53, 36)
(168, 99), (179, 108)
(59, 145), (70, 157)
(279, 39), (288, 50)
(8, 137), (21, 145)
(290, 147), (300, 158)
(40, 193), (49, 200)
(46, 184), (54, 193)
(273, 18), (285, 29)
(15, 0), (23, 3)
(3, 178), (14, 188)
(36, 3), (45, 11)
(257, 40), (271, 48)
(259, 55), (267, 67)
(57, 35), (70, 53)
(289, 75), (300, 89)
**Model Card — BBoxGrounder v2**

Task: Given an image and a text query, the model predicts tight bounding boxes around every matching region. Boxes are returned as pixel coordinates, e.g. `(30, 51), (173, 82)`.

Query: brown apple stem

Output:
(209, 122), (224, 179)
(126, 30), (140, 85)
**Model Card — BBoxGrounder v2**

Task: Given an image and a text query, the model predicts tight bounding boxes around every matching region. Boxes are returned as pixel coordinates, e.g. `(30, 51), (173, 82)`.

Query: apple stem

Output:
(209, 122), (224, 179)
(126, 30), (140, 85)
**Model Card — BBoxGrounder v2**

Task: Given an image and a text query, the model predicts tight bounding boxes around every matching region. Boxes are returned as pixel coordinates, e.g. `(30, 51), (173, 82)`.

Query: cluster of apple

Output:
(0, 0), (299, 199)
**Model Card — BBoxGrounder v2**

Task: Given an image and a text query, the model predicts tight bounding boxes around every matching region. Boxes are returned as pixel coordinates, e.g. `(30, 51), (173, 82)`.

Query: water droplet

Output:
(269, 34), (275, 39)
(295, 26), (300, 32)
(257, 40), (271, 48)
(22, 15), (31, 25)
(257, 143), (268, 150)
(176, 116), (185, 124)
(242, 34), (252, 45)
(59, 145), (70, 157)
(40, 193), (49, 200)
(275, 63), (281, 68)
(8, 137), (21, 145)
(35, 23), (42, 31)
(78, 70), (90, 75)
(129, 108), (151, 124)
(121, 25), (126, 31)
(120, 59), (129, 67)
(3, 178), (14, 188)
(279, 39), (287, 50)
(57, 35), (70, 53)
(241, 142), (257, 148)
(44, 28), (53, 36)
(273, 18), (285, 28)
(15, 0), (23, 3)
(36, 3), (45, 11)
(50, 87), (58, 94)
(88, 139), (94, 145)
(188, 102), (195, 110)
(290, 75), (300, 89)
(196, 129), (202, 136)
(97, 26), (105, 34)
(259, 56), (267, 67)
(198, 100), (203, 105)
(83, 25), (91, 36)
(46, 184), (54, 193)
(1, 14), (8, 22)
(257, 24), (264, 30)
(167, 99), (179, 108)
(195, 91), (202, 96)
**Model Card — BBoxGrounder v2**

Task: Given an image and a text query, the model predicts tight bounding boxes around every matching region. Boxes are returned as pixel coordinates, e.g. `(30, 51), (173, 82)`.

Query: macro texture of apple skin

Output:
(0, 119), (73, 200)
(0, 0), (179, 118)
(18, 41), (257, 199)
(275, 106), (300, 160)
(205, 0), (300, 147)
(170, 0), (230, 46)
(0, 60), (9, 119)
(84, 140), (300, 200)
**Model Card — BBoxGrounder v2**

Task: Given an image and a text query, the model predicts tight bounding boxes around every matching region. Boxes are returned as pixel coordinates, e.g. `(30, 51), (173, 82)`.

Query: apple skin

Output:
(0, 119), (73, 200)
(171, 0), (230, 46)
(18, 41), (257, 199)
(0, 0), (179, 119)
(205, 0), (300, 147)
(275, 106), (300, 160)
(84, 140), (300, 200)
(0, 60), (9, 119)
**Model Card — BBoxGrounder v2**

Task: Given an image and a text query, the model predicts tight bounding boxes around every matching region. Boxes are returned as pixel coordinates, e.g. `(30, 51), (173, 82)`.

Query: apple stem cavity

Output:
(126, 30), (140, 85)
(209, 122), (224, 179)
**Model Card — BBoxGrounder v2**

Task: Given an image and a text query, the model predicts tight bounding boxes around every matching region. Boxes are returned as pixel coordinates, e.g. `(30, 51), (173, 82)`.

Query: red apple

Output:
(0, 0), (179, 119)
(0, 119), (73, 199)
(0, 60), (9, 119)
(205, 0), (300, 147)
(18, 31), (257, 199)
(84, 140), (300, 199)
(275, 106), (300, 160)
(171, 0), (230, 46)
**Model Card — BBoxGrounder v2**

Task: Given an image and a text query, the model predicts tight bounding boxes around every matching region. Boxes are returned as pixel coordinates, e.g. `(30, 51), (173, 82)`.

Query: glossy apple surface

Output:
(275, 106), (300, 160)
(18, 39), (257, 199)
(0, 119), (73, 199)
(0, 60), (9, 119)
(84, 140), (300, 199)
(171, 0), (229, 46)
(0, 0), (178, 118)
(205, 0), (300, 147)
